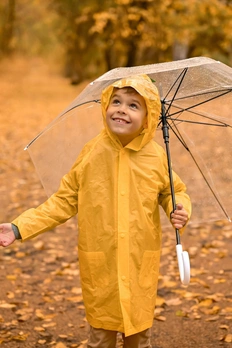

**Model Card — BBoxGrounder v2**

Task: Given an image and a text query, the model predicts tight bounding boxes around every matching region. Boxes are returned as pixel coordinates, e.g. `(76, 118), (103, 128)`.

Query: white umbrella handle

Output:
(176, 244), (190, 285)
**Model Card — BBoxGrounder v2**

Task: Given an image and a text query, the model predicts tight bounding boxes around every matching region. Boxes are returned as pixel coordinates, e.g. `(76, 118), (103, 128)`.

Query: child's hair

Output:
(112, 86), (139, 95)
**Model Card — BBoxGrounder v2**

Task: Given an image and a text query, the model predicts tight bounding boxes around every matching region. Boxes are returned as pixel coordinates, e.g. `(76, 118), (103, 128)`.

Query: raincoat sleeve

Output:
(12, 169), (79, 241)
(11, 141), (93, 241)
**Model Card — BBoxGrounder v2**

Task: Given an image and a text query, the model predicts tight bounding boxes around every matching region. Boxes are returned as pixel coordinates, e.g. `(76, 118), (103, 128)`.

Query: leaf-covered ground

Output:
(1, 57), (232, 348)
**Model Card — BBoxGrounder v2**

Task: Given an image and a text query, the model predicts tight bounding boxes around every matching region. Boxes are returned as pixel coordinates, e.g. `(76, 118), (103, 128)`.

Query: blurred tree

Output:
(90, 0), (152, 69)
(15, 0), (60, 57)
(1, 0), (232, 81)
(0, 0), (16, 55)
(49, 0), (232, 80)
(0, 0), (61, 58)
(50, 0), (103, 83)
(189, 0), (232, 64)
(89, 0), (195, 70)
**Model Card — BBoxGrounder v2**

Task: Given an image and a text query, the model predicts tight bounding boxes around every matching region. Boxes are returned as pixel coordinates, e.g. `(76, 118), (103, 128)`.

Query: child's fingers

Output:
(0, 237), (7, 247)
(175, 203), (183, 210)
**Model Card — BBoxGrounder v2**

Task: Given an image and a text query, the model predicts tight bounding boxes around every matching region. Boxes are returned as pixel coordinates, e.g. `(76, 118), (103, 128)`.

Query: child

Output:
(0, 74), (191, 348)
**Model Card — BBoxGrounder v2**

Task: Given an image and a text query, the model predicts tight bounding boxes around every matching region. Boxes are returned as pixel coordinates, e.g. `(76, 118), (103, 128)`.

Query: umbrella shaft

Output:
(163, 133), (181, 244)
(161, 104), (181, 245)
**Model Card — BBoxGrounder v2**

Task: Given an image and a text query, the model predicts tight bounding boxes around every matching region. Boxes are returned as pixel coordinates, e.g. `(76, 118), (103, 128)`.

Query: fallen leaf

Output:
(15, 252), (26, 258)
(71, 287), (82, 295)
(0, 303), (16, 309)
(190, 277), (210, 288)
(38, 339), (47, 345)
(154, 315), (166, 321)
(223, 307), (232, 313)
(223, 334), (232, 343)
(77, 305), (85, 310)
(12, 332), (29, 341)
(78, 340), (88, 348)
(34, 327), (45, 332)
(33, 241), (45, 250)
(205, 316), (219, 322)
(155, 296), (166, 306)
(66, 296), (83, 303)
(198, 299), (213, 307)
(55, 342), (67, 348)
(175, 310), (189, 317)
(220, 325), (229, 330)
(42, 322), (57, 328)
(166, 298), (182, 306)
(214, 278), (226, 284)
(7, 291), (15, 299)
(6, 275), (17, 281)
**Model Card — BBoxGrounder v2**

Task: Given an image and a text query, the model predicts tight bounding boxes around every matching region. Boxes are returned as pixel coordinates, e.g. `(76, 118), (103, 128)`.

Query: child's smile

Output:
(112, 117), (129, 124)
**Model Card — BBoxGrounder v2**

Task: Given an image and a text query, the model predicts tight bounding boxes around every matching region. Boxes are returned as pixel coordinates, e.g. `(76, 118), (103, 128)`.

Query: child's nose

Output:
(118, 104), (126, 113)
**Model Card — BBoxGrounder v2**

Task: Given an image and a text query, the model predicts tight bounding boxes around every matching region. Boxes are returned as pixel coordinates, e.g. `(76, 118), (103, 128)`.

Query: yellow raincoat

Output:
(12, 75), (191, 336)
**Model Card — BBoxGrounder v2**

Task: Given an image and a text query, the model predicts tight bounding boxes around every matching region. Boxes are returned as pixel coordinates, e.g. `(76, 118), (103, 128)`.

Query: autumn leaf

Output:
(175, 310), (189, 318)
(55, 342), (68, 348)
(224, 334), (232, 343)
(155, 296), (166, 306)
(12, 333), (29, 341)
(155, 315), (166, 321)
(165, 297), (182, 306)
(205, 316), (219, 322)
(0, 302), (16, 309)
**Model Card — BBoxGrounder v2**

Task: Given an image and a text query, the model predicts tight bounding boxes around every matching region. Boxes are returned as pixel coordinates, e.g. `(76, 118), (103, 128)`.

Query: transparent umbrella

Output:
(25, 56), (232, 285)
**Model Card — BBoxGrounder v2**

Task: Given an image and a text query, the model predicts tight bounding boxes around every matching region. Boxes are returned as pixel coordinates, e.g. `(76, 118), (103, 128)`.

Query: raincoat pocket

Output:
(139, 250), (160, 294)
(78, 250), (110, 296)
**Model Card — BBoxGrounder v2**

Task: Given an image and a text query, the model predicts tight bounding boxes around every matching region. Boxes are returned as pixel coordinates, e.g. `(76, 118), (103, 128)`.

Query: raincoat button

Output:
(120, 233), (125, 238)
(121, 191), (125, 196)
(121, 276), (126, 281)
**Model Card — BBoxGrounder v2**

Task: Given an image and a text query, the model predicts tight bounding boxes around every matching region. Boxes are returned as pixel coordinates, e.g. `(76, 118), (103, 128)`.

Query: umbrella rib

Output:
(163, 68), (188, 100)
(164, 68), (188, 116)
(160, 108), (231, 128)
(25, 100), (100, 149)
(167, 89), (232, 119)
(59, 99), (101, 118)
(169, 108), (232, 127)
(169, 117), (230, 128)
(167, 120), (231, 222)
(166, 87), (232, 104)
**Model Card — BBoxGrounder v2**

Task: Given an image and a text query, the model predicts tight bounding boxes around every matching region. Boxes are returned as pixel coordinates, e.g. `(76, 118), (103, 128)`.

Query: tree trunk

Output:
(172, 40), (189, 61)
(0, 0), (16, 55)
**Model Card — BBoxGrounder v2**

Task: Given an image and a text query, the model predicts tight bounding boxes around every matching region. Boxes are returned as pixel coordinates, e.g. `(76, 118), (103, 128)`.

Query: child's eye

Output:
(111, 98), (120, 105)
(130, 103), (138, 109)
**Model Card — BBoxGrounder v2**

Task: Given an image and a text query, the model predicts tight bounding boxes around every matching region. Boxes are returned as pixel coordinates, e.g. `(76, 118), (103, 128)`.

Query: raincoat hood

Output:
(101, 74), (161, 151)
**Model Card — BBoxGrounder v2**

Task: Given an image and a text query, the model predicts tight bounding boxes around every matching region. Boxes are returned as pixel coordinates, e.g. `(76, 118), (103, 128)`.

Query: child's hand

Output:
(171, 203), (188, 230)
(0, 223), (16, 247)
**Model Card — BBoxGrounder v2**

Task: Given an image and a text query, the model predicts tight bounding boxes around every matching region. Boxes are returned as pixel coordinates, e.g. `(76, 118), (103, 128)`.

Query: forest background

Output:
(1, 0), (232, 83)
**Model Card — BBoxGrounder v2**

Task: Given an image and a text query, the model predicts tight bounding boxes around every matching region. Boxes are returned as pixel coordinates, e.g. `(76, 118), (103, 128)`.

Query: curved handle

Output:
(176, 244), (190, 285)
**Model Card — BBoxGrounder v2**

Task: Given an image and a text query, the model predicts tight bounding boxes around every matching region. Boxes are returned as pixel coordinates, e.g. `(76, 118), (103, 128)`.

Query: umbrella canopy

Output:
(25, 56), (232, 225)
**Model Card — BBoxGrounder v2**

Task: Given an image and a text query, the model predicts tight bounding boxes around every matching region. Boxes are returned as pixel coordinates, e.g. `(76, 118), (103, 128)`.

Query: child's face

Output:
(106, 88), (147, 146)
